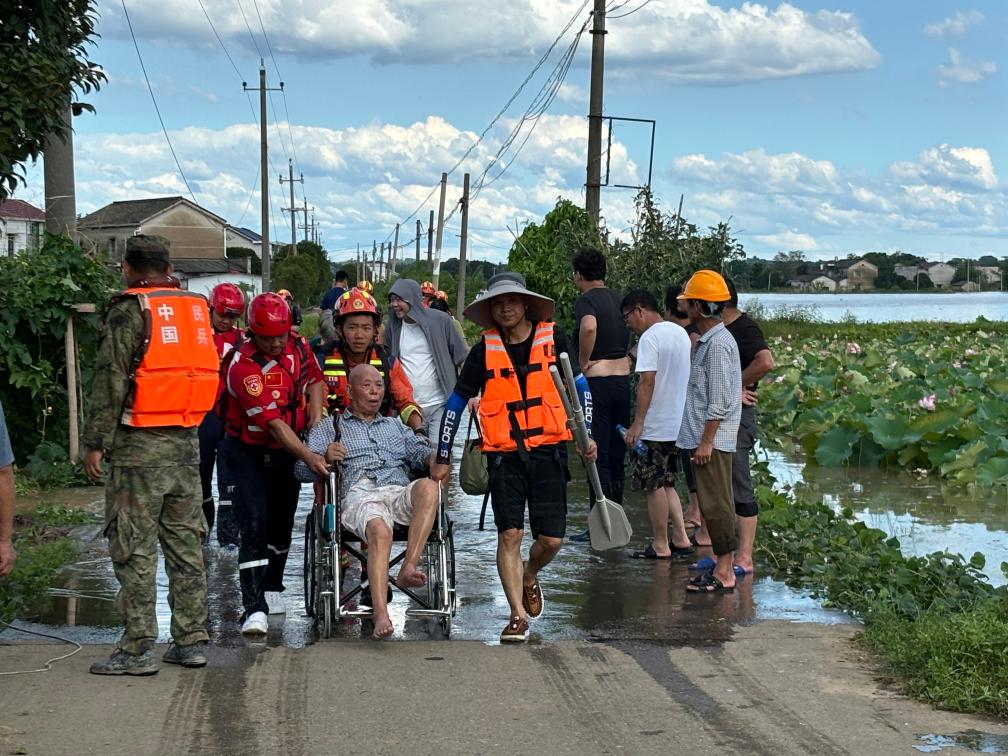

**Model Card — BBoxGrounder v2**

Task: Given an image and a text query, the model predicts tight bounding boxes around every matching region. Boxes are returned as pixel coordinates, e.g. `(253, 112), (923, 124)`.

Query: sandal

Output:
(630, 544), (671, 559)
(686, 572), (735, 594)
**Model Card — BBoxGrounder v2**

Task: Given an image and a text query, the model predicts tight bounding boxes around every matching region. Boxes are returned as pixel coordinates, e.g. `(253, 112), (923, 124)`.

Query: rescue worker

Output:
(323, 287), (423, 429)
(357, 279), (374, 295)
(217, 292), (328, 634)
(420, 280), (436, 307)
(428, 290), (467, 343)
(430, 272), (596, 643)
(83, 234), (220, 675)
(277, 288), (302, 330)
(199, 282), (245, 548)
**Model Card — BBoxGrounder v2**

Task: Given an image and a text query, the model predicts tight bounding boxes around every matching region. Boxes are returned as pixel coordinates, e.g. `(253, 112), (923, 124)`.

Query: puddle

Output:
(915, 732), (1008, 753)
(769, 451), (1008, 587)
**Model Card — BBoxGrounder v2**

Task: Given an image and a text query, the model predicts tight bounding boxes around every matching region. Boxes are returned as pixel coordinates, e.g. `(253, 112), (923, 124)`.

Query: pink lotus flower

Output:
(847, 342), (861, 355)
(918, 394), (937, 412)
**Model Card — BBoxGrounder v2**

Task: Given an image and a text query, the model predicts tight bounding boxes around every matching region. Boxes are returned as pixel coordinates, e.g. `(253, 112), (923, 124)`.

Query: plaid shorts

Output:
(631, 440), (679, 492)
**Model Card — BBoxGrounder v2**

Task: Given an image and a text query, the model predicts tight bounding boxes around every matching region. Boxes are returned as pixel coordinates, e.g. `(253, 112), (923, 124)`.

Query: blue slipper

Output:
(689, 556), (716, 572)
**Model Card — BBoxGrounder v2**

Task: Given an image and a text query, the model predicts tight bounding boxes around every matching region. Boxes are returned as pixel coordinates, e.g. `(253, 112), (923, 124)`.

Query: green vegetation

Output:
(0, 505), (95, 623)
(757, 321), (1008, 486)
(755, 461), (1008, 717)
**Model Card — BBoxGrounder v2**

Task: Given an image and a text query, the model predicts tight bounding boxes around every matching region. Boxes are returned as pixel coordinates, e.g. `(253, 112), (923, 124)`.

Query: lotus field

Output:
(757, 329), (1008, 486)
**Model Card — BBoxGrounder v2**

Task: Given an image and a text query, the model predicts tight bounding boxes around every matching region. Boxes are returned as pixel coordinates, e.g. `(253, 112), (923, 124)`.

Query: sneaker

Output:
(241, 611), (269, 635)
(162, 642), (208, 668)
(89, 649), (159, 676)
(500, 616), (529, 643)
(568, 529), (591, 543)
(265, 591), (286, 615)
(521, 564), (544, 619)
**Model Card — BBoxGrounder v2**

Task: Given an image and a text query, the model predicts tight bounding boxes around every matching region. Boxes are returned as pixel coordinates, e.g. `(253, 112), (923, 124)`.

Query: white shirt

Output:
(635, 321), (691, 442)
(398, 321), (446, 407)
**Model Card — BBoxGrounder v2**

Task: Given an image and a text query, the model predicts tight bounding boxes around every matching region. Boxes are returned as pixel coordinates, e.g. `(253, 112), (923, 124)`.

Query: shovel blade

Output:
(588, 498), (633, 550)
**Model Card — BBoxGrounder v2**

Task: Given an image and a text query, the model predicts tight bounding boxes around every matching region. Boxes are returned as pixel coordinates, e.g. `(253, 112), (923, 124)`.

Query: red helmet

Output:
(210, 282), (245, 316)
(248, 292), (291, 337)
(336, 287), (380, 324)
(421, 281), (435, 296)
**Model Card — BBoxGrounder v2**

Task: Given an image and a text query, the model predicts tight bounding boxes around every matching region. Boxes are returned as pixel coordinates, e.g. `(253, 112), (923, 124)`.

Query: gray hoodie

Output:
(386, 278), (469, 399)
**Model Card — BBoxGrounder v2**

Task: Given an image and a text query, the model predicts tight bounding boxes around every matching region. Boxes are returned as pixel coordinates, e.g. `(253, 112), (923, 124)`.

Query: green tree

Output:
(507, 199), (601, 330)
(272, 241), (331, 305)
(226, 246), (260, 274)
(1, 0), (106, 199)
(0, 235), (118, 460)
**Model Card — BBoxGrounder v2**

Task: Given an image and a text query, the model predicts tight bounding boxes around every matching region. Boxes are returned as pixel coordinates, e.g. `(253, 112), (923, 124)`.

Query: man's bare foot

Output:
(396, 564), (427, 588)
(372, 614), (394, 640)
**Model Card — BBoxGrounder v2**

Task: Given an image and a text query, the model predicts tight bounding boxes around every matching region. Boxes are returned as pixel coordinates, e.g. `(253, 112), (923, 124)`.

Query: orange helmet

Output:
(336, 287), (380, 324)
(435, 290), (448, 301)
(421, 281), (435, 296)
(679, 270), (730, 302)
(357, 279), (374, 295)
(276, 288), (293, 300)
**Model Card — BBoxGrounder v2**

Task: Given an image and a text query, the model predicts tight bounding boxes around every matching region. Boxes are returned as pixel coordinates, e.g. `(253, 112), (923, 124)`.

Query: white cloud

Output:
(98, 0), (880, 85)
(556, 83), (588, 106)
(890, 144), (998, 191)
(753, 230), (818, 250)
(673, 149), (841, 195)
(936, 47), (996, 87)
(924, 10), (984, 38)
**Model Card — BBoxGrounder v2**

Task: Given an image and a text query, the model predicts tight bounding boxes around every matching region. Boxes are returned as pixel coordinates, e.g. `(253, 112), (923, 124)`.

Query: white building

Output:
(926, 262), (956, 288)
(0, 199), (45, 255)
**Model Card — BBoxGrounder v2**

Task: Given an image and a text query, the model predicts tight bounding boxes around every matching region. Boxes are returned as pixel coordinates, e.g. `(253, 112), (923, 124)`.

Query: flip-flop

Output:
(688, 532), (713, 548)
(630, 544), (671, 559)
(689, 556), (716, 572)
(686, 572), (736, 594)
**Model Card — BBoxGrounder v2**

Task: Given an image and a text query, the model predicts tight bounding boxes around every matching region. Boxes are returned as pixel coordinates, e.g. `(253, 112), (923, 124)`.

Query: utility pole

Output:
(279, 158), (303, 256)
(372, 240), (377, 282)
(585, 0), (606, 228)
(302, 198), (309, 243)
(433, 172), (448, 288)
(416, 219), (422, 263)
(427, 210), (435, 265)
(43, 97), (77, 240)
(245, 61), (283, 292)
(390, 223), (400, 277)
(356, 243), (361, 282)
(457, 172), (470, 321)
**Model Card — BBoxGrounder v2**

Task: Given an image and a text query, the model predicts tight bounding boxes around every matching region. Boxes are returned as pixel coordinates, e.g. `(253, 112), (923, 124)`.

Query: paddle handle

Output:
(549, 364), (605, 503)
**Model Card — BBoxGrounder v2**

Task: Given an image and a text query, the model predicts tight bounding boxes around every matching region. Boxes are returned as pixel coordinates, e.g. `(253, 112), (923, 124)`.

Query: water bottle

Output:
(616, 424), (649, 456)
(324, 502), (336, 533)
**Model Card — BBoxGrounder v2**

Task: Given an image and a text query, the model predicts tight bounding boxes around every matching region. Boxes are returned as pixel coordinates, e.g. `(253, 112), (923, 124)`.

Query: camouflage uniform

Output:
(83, 292), (209, 655)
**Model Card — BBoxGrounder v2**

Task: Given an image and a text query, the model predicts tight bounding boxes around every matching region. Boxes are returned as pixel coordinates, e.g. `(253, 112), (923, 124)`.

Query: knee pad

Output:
(735, 499), (759, 518)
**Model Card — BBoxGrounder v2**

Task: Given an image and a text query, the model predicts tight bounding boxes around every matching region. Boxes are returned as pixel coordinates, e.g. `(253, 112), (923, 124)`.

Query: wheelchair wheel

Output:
(317, 540), (336, 639)
(303, 513), (316, 618)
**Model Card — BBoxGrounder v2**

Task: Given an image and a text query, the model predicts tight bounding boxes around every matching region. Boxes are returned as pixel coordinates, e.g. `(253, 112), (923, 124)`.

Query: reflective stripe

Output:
(265, 401), (278, 410)
(239, 559), (269, 570)
(485, 342), (506, 352)
(219, 500), (231, 507)
(323, 370), (346, 377)
(267, 544), (289, 555)
(246, 406), (264, 416)
(247, 425), (265, 433)
(260, 359), (278, 374)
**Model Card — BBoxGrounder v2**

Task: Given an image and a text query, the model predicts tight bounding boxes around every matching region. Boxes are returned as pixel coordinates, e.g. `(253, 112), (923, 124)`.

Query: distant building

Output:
(926, 262), (955, 288)
(809, 274), (839, 292)
(0, 199), (45, 255)
(226, 225), (266, 260)
(894, 264), (922, 282)
(79, 196), (230, 263)
(844, 259), (878, 290)
(976, 266), (1002, 286)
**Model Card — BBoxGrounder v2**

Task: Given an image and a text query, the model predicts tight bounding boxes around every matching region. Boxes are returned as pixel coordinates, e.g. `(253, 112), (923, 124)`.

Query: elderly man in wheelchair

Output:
(298, 363), (439, 639)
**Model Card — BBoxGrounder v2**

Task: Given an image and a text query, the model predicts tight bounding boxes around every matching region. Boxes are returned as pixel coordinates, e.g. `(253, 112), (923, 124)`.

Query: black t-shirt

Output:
(573, 287), (630, 362)
(726, 313), (769, 389)
(455, 323), (572, 400)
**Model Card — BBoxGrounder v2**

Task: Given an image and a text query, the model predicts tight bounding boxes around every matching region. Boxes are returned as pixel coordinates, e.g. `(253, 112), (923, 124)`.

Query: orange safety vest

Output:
(478, 322), (571, 453)
(120, 288), (221, 428)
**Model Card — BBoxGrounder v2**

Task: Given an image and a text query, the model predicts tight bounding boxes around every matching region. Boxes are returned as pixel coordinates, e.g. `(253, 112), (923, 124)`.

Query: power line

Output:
(609, 0), (655, 19)
(194, 0), (243, 80)
(120, 0), (197, 204)
(235, 0), (263, 57)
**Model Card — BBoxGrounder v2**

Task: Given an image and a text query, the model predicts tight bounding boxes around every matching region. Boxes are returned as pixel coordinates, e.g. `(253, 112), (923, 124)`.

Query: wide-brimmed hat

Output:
(463, 272), (554, 329)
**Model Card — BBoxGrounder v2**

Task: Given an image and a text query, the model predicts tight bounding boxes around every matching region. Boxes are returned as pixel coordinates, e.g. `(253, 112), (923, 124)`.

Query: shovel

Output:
(549, 356), (633, 551)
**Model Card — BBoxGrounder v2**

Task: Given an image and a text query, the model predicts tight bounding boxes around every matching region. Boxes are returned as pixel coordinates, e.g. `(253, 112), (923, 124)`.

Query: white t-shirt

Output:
(398, 321), (446, 408)
(635, 321), (691, 442)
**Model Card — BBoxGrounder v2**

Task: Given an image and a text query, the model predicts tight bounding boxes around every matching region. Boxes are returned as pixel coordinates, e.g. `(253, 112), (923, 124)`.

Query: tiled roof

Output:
(80, 197), (228, 228)
(0, 198), (45, 221)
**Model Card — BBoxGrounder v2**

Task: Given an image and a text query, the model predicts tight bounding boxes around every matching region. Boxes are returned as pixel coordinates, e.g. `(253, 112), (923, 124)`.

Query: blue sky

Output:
(16, 0), (1007, 262)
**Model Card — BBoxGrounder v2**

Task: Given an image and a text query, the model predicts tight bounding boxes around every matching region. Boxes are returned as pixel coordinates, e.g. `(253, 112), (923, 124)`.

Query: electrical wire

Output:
(0, 620), (82, 676)
(121, 0), (198, 205)
(608, 0), (655, 19)
(194, 0), (244, 80)
(235, 0), (263, 58)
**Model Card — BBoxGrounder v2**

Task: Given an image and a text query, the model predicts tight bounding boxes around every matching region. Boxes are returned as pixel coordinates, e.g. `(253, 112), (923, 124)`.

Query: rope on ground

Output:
(0, 619), (83, 676)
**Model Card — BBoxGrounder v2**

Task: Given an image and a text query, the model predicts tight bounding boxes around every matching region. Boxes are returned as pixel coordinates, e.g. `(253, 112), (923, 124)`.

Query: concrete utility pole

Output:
(585, 0), (606, 228)
(390, 223), (400, 277)
(43, 98), (77, 240)
(457, 172), (470, 321)
(427, 210), (435, 265)
(433, 172), (448, 288)
(244, 61), (282, 292)
(416, 219), (422, 264)
(280, 158), (303, 255)
(356, 243), (361, 282)
(302, 198), (309, 243)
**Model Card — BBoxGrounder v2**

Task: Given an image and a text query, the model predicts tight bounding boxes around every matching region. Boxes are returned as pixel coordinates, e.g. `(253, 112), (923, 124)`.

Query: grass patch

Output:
(0, 506), (96, 623)
(755, 459), (1008, 717)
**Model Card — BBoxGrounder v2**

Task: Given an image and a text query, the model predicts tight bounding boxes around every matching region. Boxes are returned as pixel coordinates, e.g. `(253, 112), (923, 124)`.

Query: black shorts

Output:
(487, 445), (569, 538)
(631, 440), (679, 492)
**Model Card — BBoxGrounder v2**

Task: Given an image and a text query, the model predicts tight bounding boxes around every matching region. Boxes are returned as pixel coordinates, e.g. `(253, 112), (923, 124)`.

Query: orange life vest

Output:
(120, 288), (221, 428)
(478, 322), (571, 453)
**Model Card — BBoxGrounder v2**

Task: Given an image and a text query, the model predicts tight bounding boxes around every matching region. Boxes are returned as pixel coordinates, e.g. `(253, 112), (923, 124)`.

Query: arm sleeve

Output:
(228, 360), (284, 427)
(705, 343), (742, 421)
(435, 392), (468, 464)
(634, 330), (659, 373)
(403, 421), (433, 469)
(82, 301), (141, 452)
(389, 360), (422, 423)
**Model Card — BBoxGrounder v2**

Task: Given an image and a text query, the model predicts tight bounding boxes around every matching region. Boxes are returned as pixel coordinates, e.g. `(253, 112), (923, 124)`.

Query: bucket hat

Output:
(462, 272), (554, 329)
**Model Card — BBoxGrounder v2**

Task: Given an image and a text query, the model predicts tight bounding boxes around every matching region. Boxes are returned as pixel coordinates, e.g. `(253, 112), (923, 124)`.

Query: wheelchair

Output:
(303, 470), (457, 639)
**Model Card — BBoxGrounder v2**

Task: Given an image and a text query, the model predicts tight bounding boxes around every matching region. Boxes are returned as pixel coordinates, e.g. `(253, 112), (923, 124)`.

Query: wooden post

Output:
(457, 172), (470, 321)
(433, 172), (448, 288)
(415, 219), (421, 264)
(426, 210), (434, 266)
(66, 303), (96, 463)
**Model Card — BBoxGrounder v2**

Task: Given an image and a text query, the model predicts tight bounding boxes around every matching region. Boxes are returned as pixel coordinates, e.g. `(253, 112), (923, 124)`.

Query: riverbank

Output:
(3, 624), (1007, 755)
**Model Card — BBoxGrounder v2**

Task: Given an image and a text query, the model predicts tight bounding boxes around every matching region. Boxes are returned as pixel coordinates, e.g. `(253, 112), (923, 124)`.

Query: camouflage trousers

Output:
(104, 465), (209, 654)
